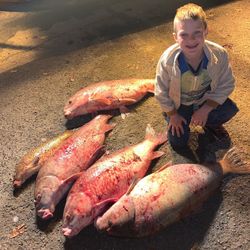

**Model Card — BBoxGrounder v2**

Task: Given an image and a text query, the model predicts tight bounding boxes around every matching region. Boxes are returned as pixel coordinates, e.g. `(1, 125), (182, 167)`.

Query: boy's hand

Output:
(169, 113), (187, 137)
(190, 104), (213, 127)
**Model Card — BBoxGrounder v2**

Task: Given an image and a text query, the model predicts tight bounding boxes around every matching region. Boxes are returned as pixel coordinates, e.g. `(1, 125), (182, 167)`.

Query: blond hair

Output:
(173, 3), (207, 32)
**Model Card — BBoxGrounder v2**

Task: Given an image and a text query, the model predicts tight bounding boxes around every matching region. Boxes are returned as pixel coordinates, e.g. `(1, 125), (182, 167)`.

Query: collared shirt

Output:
(178, 52), (212, 105)
(155, 40), (235, 115)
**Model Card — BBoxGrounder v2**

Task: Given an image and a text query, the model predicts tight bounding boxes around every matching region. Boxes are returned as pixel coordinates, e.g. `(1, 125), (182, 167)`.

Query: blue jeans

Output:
(164, 98), (239, 149)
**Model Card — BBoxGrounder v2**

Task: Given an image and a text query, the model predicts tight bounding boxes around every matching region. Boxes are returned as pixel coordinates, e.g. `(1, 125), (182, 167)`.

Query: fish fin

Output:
(119, 98), (137, 104)
(154, 161), (173, 173)
(95, 198), (118, 207)
(98, 98), (113, 105)
(220, 147), (250, 174)
(101, 123), (116, 133)
(145, 124), (168, 145)
(87, 146), (106, 167)
(119, 106), (130, 119)
(121, 113), (129, 119)
(93, 198), (118, 215)
(125, 177), (140, 196)
(90, 94), (113, 105)
(151, 150), (165, 160)
(147, 88), (155, 94)
(64, 173), (82, 184)
(145, 124), (156, 139)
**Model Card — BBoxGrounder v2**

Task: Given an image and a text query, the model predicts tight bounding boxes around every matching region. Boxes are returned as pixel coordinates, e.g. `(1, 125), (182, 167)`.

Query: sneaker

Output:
(204, 125), (229, 140)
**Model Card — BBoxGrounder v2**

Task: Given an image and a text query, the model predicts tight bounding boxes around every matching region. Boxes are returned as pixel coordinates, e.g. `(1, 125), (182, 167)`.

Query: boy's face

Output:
(173, 19), (207, 60)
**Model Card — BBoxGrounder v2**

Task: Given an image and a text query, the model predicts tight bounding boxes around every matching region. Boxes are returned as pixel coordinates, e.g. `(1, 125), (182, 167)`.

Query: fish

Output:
(64, 78), (155, 119)
(13, 130), (74, 188)
(62, 124), (167, 237)
(34, 115), (114, 220)
(95, 147), (250, 237)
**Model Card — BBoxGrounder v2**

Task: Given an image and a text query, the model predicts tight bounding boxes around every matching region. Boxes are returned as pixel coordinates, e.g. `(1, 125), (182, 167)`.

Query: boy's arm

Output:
(204, 50), (235, 106)
(155, 60), (176, 116)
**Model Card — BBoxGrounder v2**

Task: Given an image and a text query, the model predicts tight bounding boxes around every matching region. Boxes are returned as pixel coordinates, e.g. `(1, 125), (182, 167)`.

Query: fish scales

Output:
(79, 153), (142, 200)
(95, 148), (250, 237)
(132, 164), (219, 228)
(62, 124), (167, 237)
(13, 130), (74, 188)
(34, 115), (114, 220)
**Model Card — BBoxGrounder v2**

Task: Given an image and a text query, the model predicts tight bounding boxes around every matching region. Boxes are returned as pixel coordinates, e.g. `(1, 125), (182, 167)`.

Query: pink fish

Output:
(62, 124), (167, 237)
(14, 130), (74, 188)
(64, 79), (155, 119)
(34, 115), (114, 219)
(95, 148), (250, 237)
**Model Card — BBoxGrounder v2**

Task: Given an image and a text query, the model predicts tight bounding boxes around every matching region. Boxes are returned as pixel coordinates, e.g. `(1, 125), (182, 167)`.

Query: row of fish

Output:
(15, 78), (155, 188)
(14, 78), (250, 238)
(14, 78), (155, 189)
(14, 117), (168, 237)
(96, 147), (250, 237)
(14, 79), (166, 236)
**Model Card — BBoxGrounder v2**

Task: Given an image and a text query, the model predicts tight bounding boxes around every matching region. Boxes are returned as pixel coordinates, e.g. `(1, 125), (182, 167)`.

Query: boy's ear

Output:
(173, 32), (177, 42)
(204, 28), (208, 36)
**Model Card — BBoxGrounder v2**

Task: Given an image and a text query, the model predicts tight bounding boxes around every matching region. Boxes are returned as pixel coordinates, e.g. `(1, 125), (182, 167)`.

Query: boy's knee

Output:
(207, 98), (239, 126)
(168, 132), (189, 148)
(227, 99), (239, 117)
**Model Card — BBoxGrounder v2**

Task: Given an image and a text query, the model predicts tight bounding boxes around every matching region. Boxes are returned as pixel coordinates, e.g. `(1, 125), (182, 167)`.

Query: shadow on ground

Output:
(0, 0), (235, 78)
(63, 190), (222, 250)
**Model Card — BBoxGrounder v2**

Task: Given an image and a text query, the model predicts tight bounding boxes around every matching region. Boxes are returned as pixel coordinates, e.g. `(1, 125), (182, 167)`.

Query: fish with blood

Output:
(62, 124), (167, 237)
(13, 130), (74, 188)
(95, 147), (250, 237)
(34, 115), (114, 220)
(64, 78), (155, 119)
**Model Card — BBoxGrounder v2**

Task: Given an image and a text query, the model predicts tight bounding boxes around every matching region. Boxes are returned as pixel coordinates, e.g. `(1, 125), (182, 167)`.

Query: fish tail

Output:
(220, 147), (250, 174)
(96, 114), (115, 132)
(145, 124), (168, 146)
(143, 79), (155, 93)
(102, 123), (116, 133)
(97, 114), (113, 121)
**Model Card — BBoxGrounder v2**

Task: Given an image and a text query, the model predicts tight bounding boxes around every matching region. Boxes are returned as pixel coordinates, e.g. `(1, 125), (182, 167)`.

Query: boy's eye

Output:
(180, 33), (188, 38)
(194, 31), (202, 36)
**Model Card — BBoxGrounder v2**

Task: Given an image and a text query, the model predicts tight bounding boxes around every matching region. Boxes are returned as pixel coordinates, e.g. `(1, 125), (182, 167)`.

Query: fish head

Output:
(35, 188), (56, 219)
(34, 176), (60, 219)
(95, 195), (135, 233)
(13, 158), (40, 188)
(62, 192), (94, 237)
(64, 93), (90, 119)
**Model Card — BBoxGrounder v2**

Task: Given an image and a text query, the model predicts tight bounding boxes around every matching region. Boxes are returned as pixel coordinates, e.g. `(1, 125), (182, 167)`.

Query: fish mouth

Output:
(13, 179), (22, 188)
(94, 217), (112, 232)
(37, 208), (53, 220)
(62, 227), (75, 238)
(64, 110), (73, 119)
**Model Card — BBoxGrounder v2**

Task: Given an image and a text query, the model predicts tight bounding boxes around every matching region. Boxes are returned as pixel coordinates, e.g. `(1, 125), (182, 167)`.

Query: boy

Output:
(155, 3), (238, 152)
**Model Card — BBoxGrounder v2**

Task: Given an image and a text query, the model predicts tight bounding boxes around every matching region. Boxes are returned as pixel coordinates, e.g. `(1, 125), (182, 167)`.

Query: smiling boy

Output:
(155, 3), (238, 152)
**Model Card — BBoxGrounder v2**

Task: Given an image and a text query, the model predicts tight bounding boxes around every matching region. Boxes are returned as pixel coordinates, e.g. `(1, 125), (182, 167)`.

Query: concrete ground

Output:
(0, 0), (249, 249)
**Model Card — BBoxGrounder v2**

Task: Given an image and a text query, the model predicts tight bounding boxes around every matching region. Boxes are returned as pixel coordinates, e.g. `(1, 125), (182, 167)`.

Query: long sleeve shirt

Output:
(155, 40), (235, 116)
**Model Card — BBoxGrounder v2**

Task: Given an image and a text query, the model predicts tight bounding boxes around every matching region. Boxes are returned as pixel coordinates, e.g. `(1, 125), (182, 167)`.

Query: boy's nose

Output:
(190, 34), (196, 40)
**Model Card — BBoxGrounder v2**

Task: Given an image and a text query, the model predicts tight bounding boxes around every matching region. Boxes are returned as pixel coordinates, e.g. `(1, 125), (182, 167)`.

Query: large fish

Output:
(96, 148), (250, 237)
(34, 115), (114, 219)
(64, 79), (155, 119)
(13, 130), (74, 188)
(62, 124), (167, 237)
